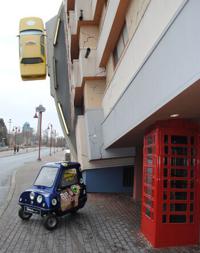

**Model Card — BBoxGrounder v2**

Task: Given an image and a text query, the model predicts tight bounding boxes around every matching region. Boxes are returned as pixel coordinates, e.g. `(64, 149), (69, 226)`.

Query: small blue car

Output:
(18, 161), (87, 230)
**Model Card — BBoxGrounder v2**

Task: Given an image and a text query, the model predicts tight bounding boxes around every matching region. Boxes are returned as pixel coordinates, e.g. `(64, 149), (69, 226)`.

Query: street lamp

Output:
(34, 105), (46, 161)
(12, 126), (20, 153)
(47, 123), (53, 156)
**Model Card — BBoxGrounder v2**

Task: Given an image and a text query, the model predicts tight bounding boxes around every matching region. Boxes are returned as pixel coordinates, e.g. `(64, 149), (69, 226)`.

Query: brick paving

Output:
(0, 152), (200, 252)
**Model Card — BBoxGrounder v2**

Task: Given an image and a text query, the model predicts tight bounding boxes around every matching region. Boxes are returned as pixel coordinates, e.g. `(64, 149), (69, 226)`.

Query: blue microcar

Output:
(18, 161), (87, 230)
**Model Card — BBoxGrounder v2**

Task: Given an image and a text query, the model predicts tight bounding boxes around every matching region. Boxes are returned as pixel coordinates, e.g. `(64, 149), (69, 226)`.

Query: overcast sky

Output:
(0, 0), (63, 135)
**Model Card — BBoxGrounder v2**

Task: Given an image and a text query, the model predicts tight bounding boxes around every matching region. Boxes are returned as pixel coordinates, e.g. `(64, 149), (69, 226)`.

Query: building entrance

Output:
(141, 119), (200, 247)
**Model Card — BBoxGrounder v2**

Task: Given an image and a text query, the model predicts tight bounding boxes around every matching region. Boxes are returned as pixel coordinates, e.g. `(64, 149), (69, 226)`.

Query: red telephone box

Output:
(141, 119), (200, 247)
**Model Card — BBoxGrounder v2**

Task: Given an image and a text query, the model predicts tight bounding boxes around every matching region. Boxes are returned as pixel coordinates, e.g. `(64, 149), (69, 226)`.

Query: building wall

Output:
(84, 80), (106, 110)
(102, 0), (199, 148)
(103, 0), (186, 116)
(83, 166), (133, 193)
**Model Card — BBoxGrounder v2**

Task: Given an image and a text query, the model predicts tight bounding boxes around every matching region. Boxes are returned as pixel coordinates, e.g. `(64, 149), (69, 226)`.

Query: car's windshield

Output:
(20, 30), (43, 35)
(34, 166), (58, 187)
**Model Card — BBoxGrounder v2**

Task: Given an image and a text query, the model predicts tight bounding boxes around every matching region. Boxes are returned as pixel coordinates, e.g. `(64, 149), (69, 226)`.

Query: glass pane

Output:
(191, 180), (194, 189)
(163, 203), (167, 212)
(191, 148), (195, 156)
(145, 187), (152, 196)
(145, 198), (153, 207)
(170, 215), (186, 223)
(147, 135), (154, 145)
(163, 180), (167, 188)
(190, 192), (194, 200)
(164, 146), (168, 154)
(164, 168), (168, 177)
(147, 156), (152, 164)
(162, 215), (167, 223)
(170, 203), (187, 212)
(163, 192), (167, 200)
(146, 176), (152, 185)
(146, 167), (152, 174)
(164, 135), (168, 144)
(145, 208), (151, 217)
(171, 157), (187, 166)
(171, 147), (187, 155)
(191, 136), (194, 145)
(190, 203), (194, 211)
(170, 180), (187, 189)
(170, 192), (187, 200)
(171, 136), (187, 144)
(164, 157), (168, 165)
(191, 170), (194, 177)
(190, 215), (193, 223)
(147, 147), (153, 154)
(171, 169), (187, 177)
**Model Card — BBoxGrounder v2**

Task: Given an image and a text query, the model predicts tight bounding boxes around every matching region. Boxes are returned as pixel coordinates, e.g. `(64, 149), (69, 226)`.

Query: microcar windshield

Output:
(34, 166), (58, 187)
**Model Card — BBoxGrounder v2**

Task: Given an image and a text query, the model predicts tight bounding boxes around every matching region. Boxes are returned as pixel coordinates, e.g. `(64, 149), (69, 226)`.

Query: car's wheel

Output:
(18, 207), (32, 220)
(43, 215), (58, 230)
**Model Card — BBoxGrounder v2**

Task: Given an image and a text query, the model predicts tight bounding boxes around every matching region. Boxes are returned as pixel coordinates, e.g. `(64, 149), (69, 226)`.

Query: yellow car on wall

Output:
(19, 17), (46, 81)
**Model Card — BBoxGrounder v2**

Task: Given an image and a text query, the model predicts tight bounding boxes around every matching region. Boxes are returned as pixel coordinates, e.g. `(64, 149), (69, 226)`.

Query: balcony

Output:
(68, 0), (106, 60)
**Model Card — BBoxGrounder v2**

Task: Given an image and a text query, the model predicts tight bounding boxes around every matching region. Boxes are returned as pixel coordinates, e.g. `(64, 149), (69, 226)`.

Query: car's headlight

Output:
(30, 192), (35, 200)
(51, 198), (57, 206)
(37, 195), (43, 204)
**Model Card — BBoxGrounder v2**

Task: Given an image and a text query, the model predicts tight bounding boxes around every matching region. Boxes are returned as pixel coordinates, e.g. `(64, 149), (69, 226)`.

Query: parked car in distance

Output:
(18, 161), (87, 230)
(19, 17), (46, 81)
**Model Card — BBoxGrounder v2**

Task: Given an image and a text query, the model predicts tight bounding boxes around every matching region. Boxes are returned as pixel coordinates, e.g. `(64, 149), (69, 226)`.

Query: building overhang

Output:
(107, 79), (200, 148)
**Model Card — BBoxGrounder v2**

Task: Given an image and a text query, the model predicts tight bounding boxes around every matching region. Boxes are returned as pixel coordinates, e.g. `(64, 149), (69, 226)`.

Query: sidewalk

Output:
(0, 147), (38, 158)
(0, 151), (199, 253)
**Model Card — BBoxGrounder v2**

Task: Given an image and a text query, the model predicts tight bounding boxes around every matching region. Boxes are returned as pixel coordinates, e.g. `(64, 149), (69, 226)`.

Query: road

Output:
(0, 148), (50, 208)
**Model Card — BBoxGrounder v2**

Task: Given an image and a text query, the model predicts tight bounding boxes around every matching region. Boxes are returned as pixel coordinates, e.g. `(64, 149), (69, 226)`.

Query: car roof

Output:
(43, 161), (80, 169)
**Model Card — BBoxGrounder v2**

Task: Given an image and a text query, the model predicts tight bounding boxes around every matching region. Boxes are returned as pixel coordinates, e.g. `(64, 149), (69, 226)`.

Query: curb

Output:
(0, 169), (17, 218)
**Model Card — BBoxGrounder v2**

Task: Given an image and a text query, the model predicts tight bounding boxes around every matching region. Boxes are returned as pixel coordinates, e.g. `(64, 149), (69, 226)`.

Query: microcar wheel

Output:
(43, 215), (58, 230)
(18, 207), (32, 220)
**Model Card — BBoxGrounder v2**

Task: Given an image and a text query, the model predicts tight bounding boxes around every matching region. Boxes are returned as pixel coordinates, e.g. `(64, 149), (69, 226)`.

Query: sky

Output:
(0, 0), (63, 136)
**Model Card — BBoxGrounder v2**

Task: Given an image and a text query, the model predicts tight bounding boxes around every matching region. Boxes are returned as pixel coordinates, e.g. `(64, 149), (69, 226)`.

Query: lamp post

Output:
(34, 105), (46, 161)
(47, 123), (53, 156)
(12, 126), (20, 153)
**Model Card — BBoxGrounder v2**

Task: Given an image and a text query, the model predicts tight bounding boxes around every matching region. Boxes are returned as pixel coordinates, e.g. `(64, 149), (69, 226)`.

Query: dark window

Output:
(170, 203), (187, 212)
(171, 157), (187, 166)
(162, 215), (167, 223)
(123, 166), (133, 187)
(164, 168), (168, 177)
(113, 23), (128, 67)
(164, 135), (168, 144)
(170, 192), (187, 200)
(171, 147), (187, 155)
(170, 215), (186, 223)
(171, 136), (187, 144)
(171, 180), (187, 189)
(21, 57), (43, 64)
(171, 169), (187, 177)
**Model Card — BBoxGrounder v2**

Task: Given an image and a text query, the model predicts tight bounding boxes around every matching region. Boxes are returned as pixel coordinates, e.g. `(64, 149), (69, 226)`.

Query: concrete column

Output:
(133, 145), (143, 201)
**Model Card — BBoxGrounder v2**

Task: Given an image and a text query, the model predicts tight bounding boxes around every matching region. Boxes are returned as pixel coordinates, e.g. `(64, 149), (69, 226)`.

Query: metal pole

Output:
(38, 112), (42, 161)
(49, 124), (52, 156)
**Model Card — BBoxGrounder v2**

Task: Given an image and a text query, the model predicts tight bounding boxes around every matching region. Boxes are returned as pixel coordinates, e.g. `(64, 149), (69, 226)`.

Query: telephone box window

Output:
(170, 215), (186, 223)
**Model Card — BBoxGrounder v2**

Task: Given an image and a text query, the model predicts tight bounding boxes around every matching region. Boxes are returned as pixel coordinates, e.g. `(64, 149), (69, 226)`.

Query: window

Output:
(34, 166), (58, 187)
(60, 168), (78, 188)
(21, 57), (43, 64)
(113, 23), (129, 67)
